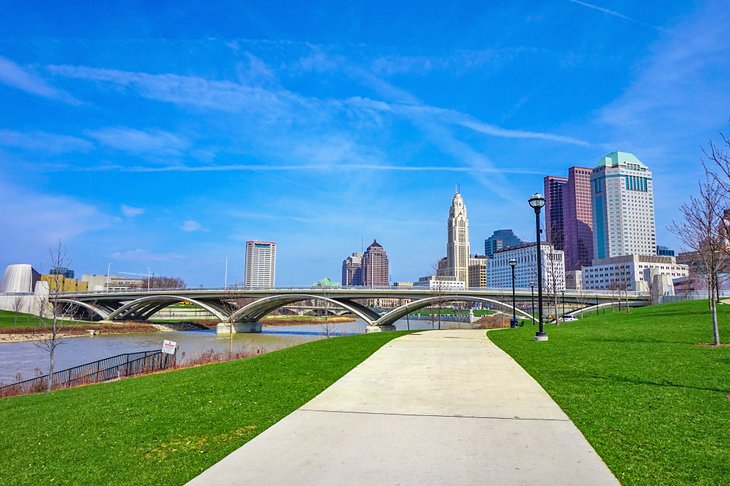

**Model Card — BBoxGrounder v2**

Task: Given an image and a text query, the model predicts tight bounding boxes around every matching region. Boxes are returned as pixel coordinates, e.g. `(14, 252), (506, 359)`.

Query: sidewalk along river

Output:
(0, 317), (453, 385)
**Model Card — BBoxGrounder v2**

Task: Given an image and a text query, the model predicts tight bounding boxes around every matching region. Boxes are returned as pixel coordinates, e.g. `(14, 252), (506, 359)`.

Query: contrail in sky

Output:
(566, 0), (667, 32)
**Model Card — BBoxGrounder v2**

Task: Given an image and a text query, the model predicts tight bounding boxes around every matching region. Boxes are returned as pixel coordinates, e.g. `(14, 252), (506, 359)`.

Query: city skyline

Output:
(1, 1), (729, 286)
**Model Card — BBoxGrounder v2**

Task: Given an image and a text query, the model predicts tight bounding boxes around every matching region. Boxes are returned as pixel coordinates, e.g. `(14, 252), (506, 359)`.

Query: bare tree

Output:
(702, 131), (730, 194)
(11, 295), (24, 326)
(35, 240), (69, 391)
(133, 275), (186, 289)
(321, 293), (334, 338)
(669, 179), (724, 345)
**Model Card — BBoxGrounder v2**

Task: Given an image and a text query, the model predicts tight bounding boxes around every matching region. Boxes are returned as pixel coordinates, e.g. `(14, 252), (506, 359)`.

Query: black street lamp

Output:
(509, 258), (517, 328)
(529, 193), (548, 342)
(530, 281), (535, 325)
(561, 289), (565, 322)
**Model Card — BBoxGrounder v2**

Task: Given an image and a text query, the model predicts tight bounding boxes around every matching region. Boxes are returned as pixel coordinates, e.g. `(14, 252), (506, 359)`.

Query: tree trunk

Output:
(710, 292), (720, 345)
(48, 342), (55, 392)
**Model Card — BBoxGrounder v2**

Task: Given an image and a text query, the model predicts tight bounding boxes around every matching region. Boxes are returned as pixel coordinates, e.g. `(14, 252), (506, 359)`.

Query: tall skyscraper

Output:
(244, 241), (277, 289)
(591, 152), (656, 259)
(484, 229), (523, 257)
(361, 240), (389, 286)
(341, 252), (363, 286)
(446, 191), (470, 285)
(544, 176), (568, 250)
(562, 166), (594, 271)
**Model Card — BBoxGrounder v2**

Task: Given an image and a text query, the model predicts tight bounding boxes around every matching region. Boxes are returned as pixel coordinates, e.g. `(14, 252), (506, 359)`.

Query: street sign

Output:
(162, 340), (178, 355)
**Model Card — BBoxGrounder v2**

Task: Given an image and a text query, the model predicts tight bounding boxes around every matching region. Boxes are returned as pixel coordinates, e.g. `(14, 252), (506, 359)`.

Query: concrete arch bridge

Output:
(55, 287), (651, 333)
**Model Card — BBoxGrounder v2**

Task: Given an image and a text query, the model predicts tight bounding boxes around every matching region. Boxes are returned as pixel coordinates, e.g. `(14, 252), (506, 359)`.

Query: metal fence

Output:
(0, 350), (176, 397)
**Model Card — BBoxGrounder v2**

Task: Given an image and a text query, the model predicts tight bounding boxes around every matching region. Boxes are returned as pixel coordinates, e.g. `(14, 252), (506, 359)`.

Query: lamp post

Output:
(530, 281), (535, 325)
(529, 193), (548, 342)
(509, 258), (517, 328)
(561, 289), (565, 322)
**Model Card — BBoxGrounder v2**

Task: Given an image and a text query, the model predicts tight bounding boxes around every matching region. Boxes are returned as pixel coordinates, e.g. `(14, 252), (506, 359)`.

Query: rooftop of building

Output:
(595, 151), (647, 170)
(367, 239), (383, 249)
(590, 254), (681, 265)
(492, 241), (557, 254)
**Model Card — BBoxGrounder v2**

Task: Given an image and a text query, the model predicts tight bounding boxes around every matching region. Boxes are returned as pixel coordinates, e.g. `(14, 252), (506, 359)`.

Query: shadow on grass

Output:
(573, 371), (729, 394)
(586, 336), (691, 345)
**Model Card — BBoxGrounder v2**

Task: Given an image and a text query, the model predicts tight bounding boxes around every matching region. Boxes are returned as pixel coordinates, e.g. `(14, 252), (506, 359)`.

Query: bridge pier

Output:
(216, 322), (263, 334)
(365, 324), (396, 333)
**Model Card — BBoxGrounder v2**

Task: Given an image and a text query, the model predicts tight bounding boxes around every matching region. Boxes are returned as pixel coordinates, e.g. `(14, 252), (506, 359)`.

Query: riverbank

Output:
(0, 332), (408, 485)
(0, 323), (159, 343)
(0, 311), (357, 342)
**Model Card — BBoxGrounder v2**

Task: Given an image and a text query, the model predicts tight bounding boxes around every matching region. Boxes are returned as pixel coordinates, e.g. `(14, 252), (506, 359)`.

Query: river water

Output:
(0, 317), (455, 385)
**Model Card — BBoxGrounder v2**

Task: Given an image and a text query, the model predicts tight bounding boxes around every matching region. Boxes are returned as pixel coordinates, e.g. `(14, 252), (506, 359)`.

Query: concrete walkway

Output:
(188, 330), (618, 485)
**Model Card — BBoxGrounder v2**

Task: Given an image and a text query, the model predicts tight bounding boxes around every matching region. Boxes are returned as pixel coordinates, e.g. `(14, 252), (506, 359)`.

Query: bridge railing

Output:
(50, 286), (650, 298)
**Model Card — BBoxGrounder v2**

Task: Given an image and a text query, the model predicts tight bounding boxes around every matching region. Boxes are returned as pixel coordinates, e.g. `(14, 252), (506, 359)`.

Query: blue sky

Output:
(1, 0), (729, 287)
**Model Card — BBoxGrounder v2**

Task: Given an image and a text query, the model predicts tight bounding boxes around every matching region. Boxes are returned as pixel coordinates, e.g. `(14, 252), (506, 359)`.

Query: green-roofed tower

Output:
(591, 152), (656, 259)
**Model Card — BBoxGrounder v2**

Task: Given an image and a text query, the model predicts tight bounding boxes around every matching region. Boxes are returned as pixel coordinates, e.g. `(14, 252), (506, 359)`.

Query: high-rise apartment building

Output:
(562, 166), (594, 271)
(468, 255), (487, 288)
(446, 192), (470, 285)
(484, 229), (523, 258)
(487, 243), (565, 291)
(361, 240), (389, 286)
(244, 240), (276, 289)
(544, 176), (568, 250)
(341, 252), (363, 286)
(591, 152), (656, 259)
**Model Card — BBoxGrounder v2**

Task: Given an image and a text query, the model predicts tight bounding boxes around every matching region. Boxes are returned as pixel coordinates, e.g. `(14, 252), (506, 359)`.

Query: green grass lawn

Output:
(0, 309), (91, 329)
(0, 331), (407, 485)
(489, 300), (730, 485)
(0, 309), (42, 328)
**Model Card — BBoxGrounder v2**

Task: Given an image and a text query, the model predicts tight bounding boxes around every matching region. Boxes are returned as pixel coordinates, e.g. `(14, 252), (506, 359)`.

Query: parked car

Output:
(561, 315), (578, 322)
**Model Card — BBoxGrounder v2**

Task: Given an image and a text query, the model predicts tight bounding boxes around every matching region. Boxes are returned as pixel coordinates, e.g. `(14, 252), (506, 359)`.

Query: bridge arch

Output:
(374, 296), (533, 328)
(567, 300), (642, 317)
(107, 295), (228, 321)
(56, 298), (110, 321)
(231, 294), (381, 324)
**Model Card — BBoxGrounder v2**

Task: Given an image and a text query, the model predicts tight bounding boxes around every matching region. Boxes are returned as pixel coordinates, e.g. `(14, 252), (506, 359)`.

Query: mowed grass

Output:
(0, 310), (42, 328)
(0, 331), (408, 485)
(0, 309), (86, 329)
(489, 300), (730, 485)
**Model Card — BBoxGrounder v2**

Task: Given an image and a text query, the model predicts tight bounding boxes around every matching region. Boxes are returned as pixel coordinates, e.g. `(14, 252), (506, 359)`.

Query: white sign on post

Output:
(162, 340), (178, 355)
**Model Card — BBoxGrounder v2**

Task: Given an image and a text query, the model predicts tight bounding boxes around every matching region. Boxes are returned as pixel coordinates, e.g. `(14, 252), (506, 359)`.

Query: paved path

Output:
(188, 330), (618, 485)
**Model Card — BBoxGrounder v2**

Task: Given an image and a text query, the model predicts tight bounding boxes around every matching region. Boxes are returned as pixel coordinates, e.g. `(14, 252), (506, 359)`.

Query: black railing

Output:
(0, 350), (176, 397)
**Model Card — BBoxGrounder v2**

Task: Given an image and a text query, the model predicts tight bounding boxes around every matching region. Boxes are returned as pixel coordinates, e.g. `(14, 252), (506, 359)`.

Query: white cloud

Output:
(598, 1), (730, 148)
(0, 179), (109, 266)
(49, 64), (305, 118)
(110, 249), (185, 262)
(88, 127), (190, 155)
(0, 129), (93, 154)
(121, 205), (145, 217)
(0, 56), (79, 103)
(181, 220), (207, 232)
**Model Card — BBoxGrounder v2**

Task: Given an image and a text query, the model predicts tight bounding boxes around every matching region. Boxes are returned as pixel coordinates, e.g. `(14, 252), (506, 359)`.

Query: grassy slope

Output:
(0, 310), (42, 328)
(0, 331), (407, 485)
(489, 300), (730, 485)
(0, 310), (90, 330)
